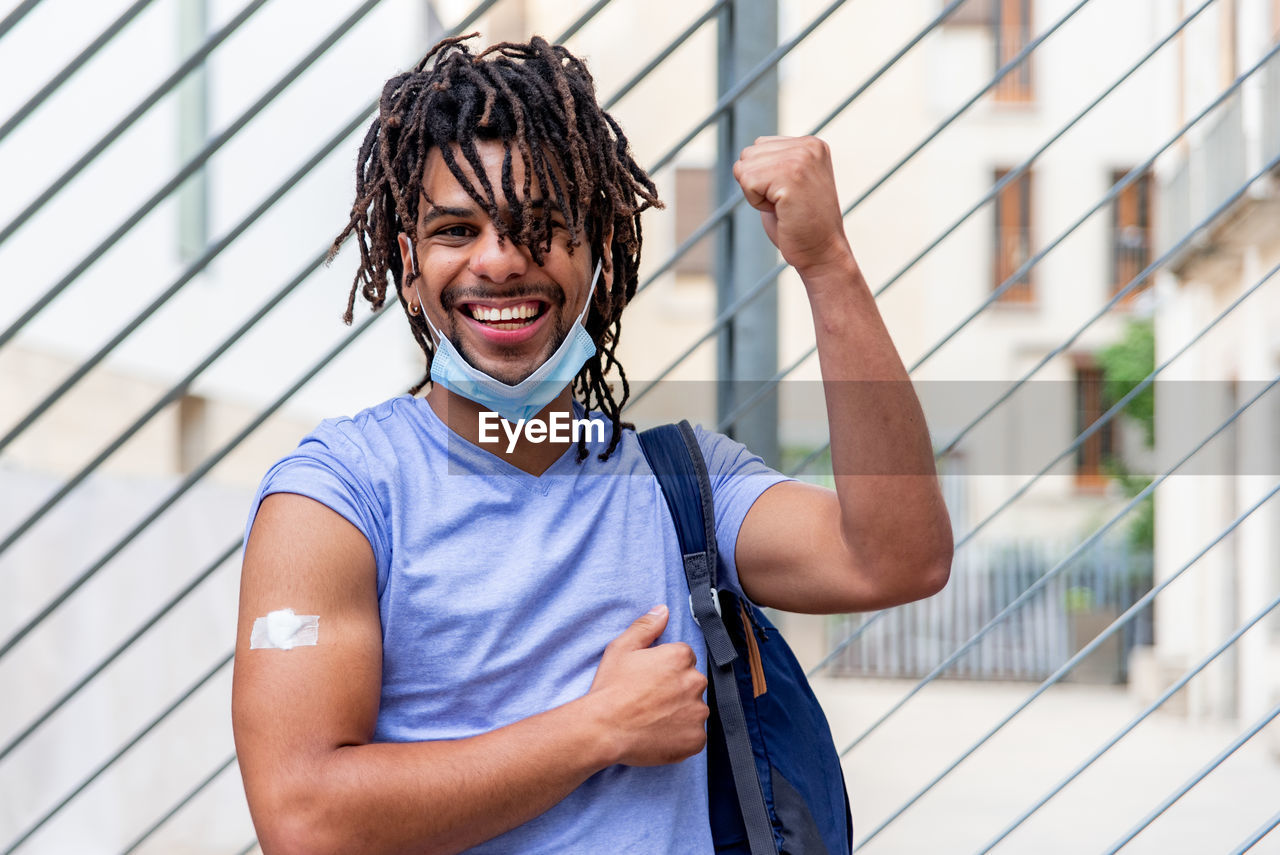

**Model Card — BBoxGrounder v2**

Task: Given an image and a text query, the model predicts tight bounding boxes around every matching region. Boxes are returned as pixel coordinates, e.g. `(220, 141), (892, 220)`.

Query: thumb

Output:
(610, 605), (669, 651)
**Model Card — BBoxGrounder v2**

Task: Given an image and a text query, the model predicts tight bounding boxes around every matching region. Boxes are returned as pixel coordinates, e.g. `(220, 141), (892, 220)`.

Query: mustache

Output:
(440, 283), (566, 311)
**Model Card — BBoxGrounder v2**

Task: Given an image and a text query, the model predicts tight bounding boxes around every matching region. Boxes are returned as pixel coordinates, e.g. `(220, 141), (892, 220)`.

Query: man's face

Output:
(403, 140), (606, 386)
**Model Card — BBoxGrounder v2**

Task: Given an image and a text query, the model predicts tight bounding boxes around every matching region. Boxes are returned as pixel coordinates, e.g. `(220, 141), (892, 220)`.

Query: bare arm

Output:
(233, 492), (707, 855)
(730, 137), (953, 614)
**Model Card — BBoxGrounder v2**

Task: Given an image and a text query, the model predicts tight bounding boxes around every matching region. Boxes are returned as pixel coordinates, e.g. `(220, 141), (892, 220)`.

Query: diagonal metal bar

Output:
(644, 0), (861, 177)
(118, 753), (238, 855)
(0, 0), (500, 551)
(853, 480), (1280, 848)
(554, 0), (613, 43)
(976, 589), (1280, 853)
(2, 652), (234, 854)
(0, 104), (371, 458)
(1230, 807), (1280, 855)
(1103, 702), (1280, 853)
(0, 0), (700, 565)
(629, 0), (970, 306)
(870, 0), (1217, 303)
(0, 0), (274, 251)
(0, 0), (160, 144)
(0, 0), (542, 742)
(787, 441), (830, 480)
(602, 0), (728, 111)
(0, 305), (385, 662)
(775, 53), (1280, 470)
(833, 0), (1093, 223)
(634, 0), (1098, 409)
(628, 0), (976, 407)
(716, 0), (1238, 439)
(0, 0), (42, 42)
(0, 540), (239, 763)
(0, 248), (326, 563)
(233, 840), (259, 855)
(932, 146), (1280, 459)
(838, 374), (1279, 760)
(947, 267), (1277, 553)
(806, 258), (1280, 678)
(0, 0), (392, 352)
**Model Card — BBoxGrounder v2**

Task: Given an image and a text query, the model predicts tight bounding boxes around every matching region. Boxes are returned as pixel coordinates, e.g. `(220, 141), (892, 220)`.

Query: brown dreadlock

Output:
(328, 34), (662, 462)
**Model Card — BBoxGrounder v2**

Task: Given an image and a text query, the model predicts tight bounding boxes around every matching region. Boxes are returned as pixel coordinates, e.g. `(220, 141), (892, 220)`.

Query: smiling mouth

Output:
(463, 300), (546, 331)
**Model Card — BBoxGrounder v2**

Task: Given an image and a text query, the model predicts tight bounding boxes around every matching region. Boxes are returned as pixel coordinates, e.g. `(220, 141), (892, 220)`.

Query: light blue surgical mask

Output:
(411, 245), (602, 424)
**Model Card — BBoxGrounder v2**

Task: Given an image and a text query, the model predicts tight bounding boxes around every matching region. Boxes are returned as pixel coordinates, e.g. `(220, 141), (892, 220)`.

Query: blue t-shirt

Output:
(245, 395), (790, 853)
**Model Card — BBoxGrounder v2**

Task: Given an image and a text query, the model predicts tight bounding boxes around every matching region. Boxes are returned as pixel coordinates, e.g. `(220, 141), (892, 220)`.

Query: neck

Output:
(426, 383), (579, 476)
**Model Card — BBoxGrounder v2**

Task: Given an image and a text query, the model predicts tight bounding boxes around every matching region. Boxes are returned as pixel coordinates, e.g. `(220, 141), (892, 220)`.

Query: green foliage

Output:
(1096, 318), (1157, 552)
(1104, 462), (1154, 552)
(1064, 585), (1096, 613)
(1096, 318), (1155, 448)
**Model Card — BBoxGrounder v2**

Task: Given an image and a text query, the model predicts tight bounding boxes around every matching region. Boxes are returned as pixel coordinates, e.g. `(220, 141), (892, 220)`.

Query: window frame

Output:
(1110, 168), (1154, 303)
(1073, 358), (1116, 490)
(993, 167), (1035, 304)
(993, 0), (1034, 103)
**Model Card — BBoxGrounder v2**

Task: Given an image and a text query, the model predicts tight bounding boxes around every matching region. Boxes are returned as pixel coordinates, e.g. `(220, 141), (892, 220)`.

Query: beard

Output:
(439, 281), (573, 385)
(451, 312), (575, 385)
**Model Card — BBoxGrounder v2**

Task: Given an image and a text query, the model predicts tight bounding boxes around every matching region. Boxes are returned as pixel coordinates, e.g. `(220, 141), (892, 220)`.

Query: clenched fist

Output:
(587, 605), (709, 767)
(733, 135), (855, 282)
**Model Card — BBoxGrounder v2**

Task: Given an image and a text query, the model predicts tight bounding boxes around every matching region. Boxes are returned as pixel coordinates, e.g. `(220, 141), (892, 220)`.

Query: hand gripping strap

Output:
(638, 422), (780, 855)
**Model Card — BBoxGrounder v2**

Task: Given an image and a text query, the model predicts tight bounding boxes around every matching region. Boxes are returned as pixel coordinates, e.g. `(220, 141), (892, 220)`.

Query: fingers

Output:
(606, 604), (670, 653)
(731, 134), (848, 273)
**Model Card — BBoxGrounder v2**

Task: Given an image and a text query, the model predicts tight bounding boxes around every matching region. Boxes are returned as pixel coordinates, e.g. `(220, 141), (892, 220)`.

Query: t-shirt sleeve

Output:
(693, 424), (794, 599)
(243, 418), (392, 595)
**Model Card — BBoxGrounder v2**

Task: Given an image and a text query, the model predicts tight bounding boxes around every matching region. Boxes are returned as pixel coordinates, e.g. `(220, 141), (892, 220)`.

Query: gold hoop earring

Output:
(408, 301), (420, 316)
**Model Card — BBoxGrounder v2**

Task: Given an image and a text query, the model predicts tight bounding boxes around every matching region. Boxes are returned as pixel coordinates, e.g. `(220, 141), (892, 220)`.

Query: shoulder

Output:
(280, 395), (435, 473)
(247, 395), (432, 590)
(688, 423), (789, 487)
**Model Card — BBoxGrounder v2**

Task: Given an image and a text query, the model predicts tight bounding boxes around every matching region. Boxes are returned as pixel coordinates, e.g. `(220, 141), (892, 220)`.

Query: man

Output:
(232, 35), (951, 855)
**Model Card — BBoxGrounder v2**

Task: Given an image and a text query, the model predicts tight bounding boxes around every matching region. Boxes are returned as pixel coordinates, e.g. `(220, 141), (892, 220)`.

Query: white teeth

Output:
(468, 304), (539, 323)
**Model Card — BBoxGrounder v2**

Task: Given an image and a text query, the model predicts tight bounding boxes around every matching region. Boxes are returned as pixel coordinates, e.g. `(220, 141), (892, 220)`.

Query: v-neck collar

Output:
(410, 395), (592, 496)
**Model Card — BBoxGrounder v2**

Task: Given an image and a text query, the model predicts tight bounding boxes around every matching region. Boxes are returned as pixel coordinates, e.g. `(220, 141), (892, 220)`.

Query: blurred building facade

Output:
(1, 0), (1277, 852)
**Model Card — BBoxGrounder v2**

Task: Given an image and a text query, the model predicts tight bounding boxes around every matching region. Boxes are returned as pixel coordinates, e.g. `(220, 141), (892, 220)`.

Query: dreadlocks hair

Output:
(328, 34), (662, 463)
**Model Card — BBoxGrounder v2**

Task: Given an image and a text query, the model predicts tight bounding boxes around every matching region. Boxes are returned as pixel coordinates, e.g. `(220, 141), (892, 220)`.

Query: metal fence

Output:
(829, 539), (1154, 683)
(1, 0), (1278, 852)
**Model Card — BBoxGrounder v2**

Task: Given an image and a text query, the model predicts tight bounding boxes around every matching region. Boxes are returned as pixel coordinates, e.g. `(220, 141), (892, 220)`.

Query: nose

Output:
(468, 226), (530, 284)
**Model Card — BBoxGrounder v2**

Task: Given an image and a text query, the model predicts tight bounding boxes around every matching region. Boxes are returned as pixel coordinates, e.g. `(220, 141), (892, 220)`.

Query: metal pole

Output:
(715, 0), (778, 464)
(178, 0), (210, 261)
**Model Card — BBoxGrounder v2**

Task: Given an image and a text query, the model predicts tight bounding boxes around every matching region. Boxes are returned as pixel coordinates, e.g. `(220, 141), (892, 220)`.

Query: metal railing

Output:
(1, 0), (1277, 852)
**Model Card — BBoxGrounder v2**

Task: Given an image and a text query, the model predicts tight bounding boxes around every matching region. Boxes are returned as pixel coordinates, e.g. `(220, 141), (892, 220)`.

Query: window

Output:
(994, 168), (1033, 303)
(1074, 361), (1115, 489)
(1111, 169), (1153, 301)
(674, 166), (713, 277)
(994, 0), (1033, 103)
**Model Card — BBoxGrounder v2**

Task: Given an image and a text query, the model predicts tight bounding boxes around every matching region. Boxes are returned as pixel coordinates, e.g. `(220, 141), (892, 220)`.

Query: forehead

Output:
(419, 140), (562, 213)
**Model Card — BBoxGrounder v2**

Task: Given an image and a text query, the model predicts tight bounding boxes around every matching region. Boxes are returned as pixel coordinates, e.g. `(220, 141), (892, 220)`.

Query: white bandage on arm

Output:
(250, 608), (320, 650)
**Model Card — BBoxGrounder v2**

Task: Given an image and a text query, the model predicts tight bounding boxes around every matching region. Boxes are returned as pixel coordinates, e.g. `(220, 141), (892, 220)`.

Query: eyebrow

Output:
(420, 205), (476, 227)
(420, 199), (557, 228)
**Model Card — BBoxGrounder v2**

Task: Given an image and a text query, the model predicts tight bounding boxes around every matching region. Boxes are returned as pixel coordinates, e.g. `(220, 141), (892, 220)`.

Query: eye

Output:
(435, 224), (474, 239)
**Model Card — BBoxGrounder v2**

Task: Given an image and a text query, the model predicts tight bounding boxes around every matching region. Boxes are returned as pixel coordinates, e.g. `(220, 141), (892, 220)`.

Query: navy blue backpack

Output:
(638, 422), (854, 855)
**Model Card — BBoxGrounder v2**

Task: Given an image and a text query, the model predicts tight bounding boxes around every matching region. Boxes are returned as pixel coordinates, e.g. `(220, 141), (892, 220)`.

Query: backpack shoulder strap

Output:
(637, 421), (780, 855)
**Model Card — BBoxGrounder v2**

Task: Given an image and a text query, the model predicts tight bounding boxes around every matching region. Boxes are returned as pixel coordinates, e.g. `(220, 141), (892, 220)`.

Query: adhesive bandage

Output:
(250, 608), (319, 650)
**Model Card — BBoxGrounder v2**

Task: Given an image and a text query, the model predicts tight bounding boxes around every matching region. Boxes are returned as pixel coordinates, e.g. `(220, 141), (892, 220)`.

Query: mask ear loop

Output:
(403, 237), (447, 347)
(577, 257), (603, 325)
